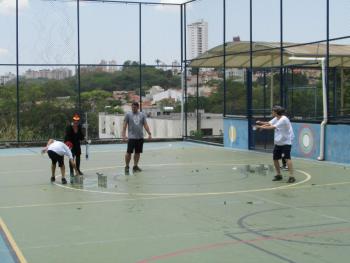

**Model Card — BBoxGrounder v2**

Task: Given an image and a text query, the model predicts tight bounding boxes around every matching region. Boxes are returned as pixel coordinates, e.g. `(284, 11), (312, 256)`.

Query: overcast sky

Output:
(0, 0), (349, 74)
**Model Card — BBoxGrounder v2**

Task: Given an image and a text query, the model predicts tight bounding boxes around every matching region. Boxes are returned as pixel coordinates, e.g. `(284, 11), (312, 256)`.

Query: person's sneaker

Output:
(272, 175), (283, 181)
(61, 177), (67, 185)
(78, 170), (84, 175)
(50, 176), (55, 182)
(133, 166), (142, 172)
(125, 166), (130, 174)
(287, 177), (296, 183)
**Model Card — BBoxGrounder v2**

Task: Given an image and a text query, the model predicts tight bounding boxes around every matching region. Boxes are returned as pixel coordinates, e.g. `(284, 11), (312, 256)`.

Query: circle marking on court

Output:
(54, 162), (312, 197)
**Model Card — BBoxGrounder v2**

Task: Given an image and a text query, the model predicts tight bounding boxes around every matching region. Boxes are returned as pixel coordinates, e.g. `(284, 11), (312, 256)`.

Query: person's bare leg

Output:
(287, 159), (294, 177)
(273, 160), (281, 175)
(59, 164), (68, 184)
(125, 153), (131, 167)
(134, 153), (140, 167)
(286, 159), (295, 183)
(272, 160), (283, 181)
(60, 165), (66, 178)
(51, 164), (56, 178)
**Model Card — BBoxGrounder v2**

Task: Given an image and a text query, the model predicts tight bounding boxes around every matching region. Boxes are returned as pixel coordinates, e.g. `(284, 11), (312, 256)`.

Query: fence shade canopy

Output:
(189, 41), (350, 68)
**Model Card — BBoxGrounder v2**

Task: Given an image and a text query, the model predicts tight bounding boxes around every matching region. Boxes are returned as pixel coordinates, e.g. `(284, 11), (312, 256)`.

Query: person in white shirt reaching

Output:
(256, 105), (295, 183)
(42, 139), (79, 184)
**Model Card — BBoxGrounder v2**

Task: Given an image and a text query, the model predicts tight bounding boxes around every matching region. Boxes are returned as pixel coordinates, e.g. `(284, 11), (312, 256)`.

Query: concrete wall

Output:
(325, 124), (350, 163)
(290, 122), (350, 163)
(99, 114), (223, 139)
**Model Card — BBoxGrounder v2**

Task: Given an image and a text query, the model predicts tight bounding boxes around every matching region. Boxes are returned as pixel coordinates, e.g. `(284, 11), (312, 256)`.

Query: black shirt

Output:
(64, 124), (85, 155)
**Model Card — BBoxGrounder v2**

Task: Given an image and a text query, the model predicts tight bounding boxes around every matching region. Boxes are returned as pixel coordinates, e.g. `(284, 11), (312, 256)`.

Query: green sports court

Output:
(0, 142), (349, 263)
(1, 0), (350, 262)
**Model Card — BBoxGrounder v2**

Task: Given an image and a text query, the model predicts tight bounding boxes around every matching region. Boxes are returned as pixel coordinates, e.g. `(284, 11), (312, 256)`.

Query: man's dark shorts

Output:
(127, 139), (144, 154)
(47, 150), (64, 167)
(273, 145), (292, 160)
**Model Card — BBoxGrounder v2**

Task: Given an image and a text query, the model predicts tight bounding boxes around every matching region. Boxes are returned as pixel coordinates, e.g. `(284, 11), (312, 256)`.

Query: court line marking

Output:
(2, 171), (350, 211)
(0, 161), (255, 175)
(53, 168), (311, 197)
(1, 180), (350, 210)
(0, 196), (181, 209)
(81, 161), (267, 173)
(0, 217), (28, 263)
(244, 192), (350, 223)
(0, 144), (191, 158)
(136, 226), (350, 263)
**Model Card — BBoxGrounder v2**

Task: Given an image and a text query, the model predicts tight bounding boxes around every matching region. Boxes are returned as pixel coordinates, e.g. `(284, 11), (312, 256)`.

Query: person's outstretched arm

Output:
(256, 120), (272, 126)
(41, 139), (54, 154)
(122, 121), (128, 141)
(144, 122), (152, 140)
(258, 124), (276, 130)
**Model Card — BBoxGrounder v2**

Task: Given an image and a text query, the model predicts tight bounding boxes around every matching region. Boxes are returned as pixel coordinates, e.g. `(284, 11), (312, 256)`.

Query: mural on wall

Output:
(228, 125), (237, 145)
(224, 118), (349, 164)
(224, 119), (248, 149)
(297, 124), (316, 157)
(294, 123), (350, 163)
(292, 123), (319, 159)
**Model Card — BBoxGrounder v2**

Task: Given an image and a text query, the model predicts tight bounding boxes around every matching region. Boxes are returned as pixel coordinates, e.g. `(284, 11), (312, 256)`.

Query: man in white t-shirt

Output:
(42, 139), (79, 184)
(256, 106), (295, 183)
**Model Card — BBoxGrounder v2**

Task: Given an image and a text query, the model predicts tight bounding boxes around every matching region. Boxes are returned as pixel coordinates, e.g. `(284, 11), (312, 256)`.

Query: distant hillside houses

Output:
(145, 85), (215, 105)
(24, 68), (72, 80)
(151, 89), (182, 104)
(0, 72), (15, 85)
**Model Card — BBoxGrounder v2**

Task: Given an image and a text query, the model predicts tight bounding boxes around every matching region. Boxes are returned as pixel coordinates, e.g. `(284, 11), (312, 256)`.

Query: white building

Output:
(171, 60), (181, 75)
(152, 89), (182, 104)
(187, 86), (214, 97)
(187, 19), (208, 59)
(145, 86), (165, 101)
(81, 59), (118, 73)
(108, 60), (118, 72)
(0, 72), (16, 85)
(226, 68), (245, 81)
(99, 112), (223, 139)
(149, 86), (165, 95)
(24, 68), (72, 80)
(99, 59), (108, 72)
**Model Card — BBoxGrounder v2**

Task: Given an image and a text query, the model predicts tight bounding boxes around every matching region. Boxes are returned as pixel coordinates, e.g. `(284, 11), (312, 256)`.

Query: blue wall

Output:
(224, 117), (350, 164)
(325, 124), (350, 163)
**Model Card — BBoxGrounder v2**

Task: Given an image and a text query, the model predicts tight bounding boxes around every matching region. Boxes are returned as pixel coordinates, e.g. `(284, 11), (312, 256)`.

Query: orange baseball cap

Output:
(72, 113), (80, 121)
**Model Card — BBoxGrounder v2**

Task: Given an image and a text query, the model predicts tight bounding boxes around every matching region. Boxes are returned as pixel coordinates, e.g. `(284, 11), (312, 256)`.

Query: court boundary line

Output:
(0, 217), (28, 263)
(244, 192), (350, 223)
(136, 226), (350, 263)
(2, 180), (350, 210)
(1, 141), (349, 168)
(52, 168), (311, 197)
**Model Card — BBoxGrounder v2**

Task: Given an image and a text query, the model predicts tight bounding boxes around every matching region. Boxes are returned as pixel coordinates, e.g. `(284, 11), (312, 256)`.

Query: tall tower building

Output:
(187, 19), (208, 59)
